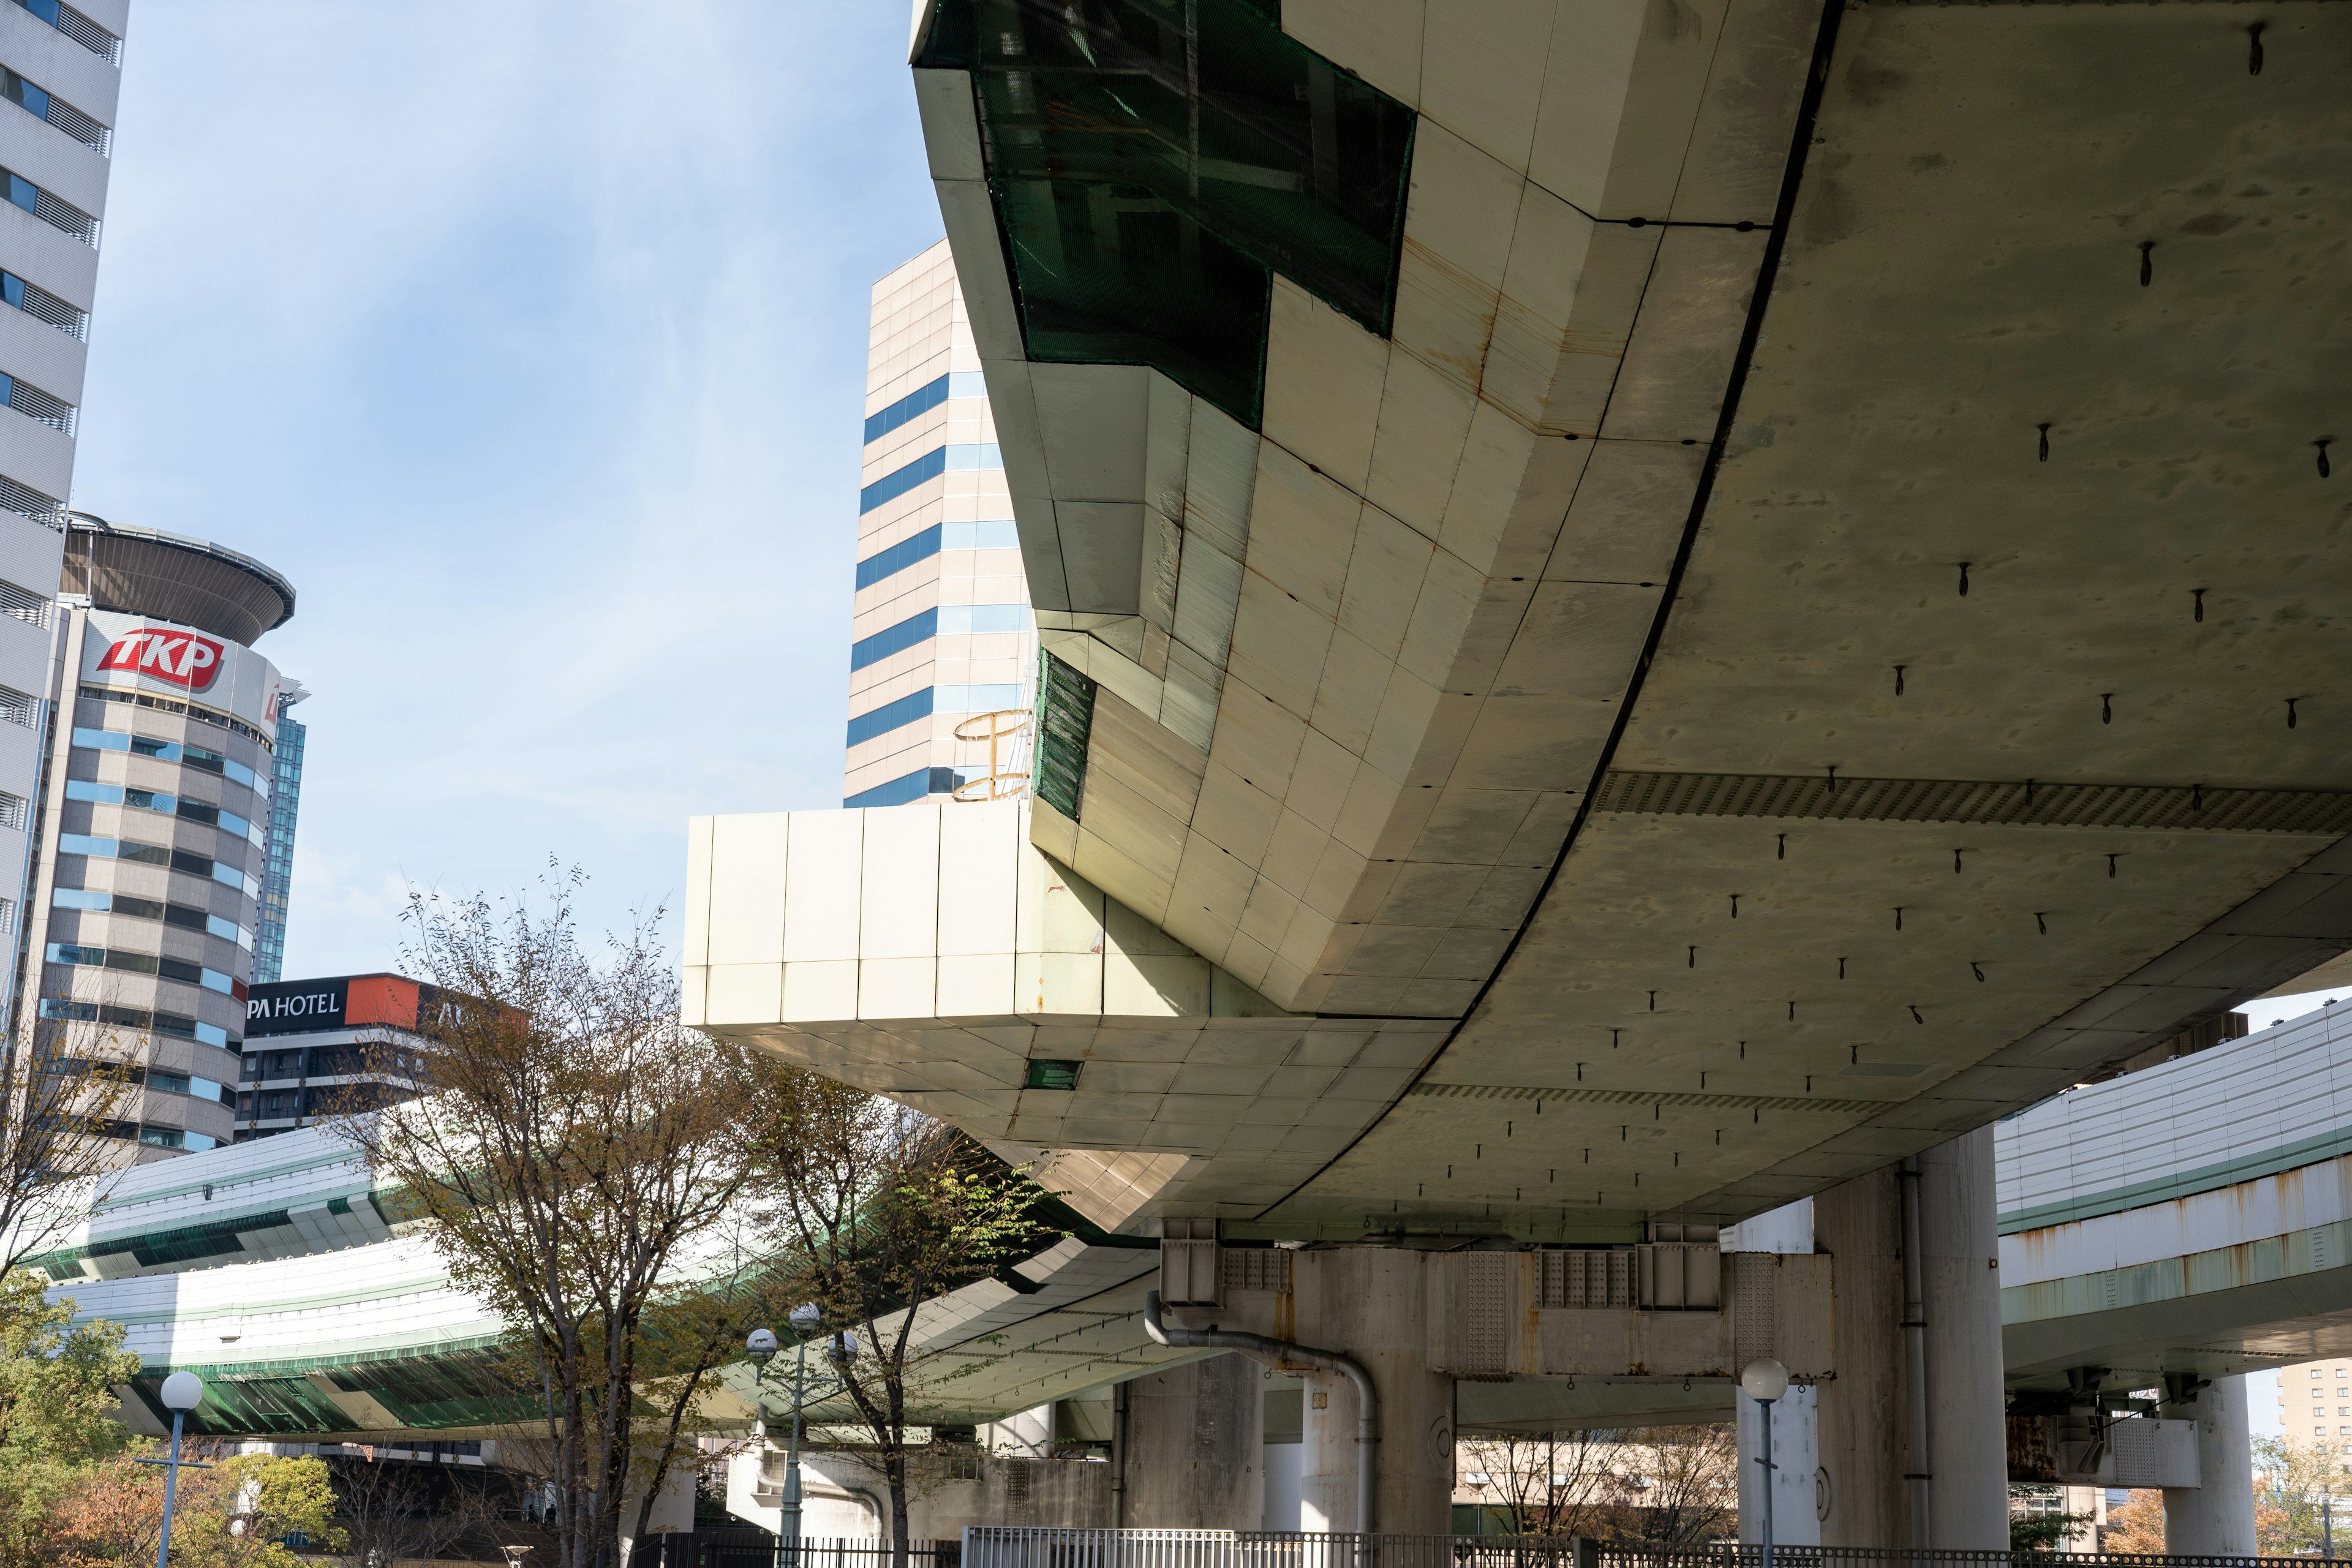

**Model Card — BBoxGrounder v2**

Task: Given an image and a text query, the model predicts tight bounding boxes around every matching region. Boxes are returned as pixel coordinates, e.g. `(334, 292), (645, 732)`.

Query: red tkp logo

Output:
(95, 628), (225, 692)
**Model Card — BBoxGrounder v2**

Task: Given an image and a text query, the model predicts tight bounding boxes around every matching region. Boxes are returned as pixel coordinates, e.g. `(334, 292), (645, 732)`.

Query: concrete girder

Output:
(892, 0), (2352, 1241)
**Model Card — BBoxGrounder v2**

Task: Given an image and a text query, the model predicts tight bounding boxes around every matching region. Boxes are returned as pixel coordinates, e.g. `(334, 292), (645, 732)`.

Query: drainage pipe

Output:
(1898, 1156), (1931, 1549)
(1142, 1291), (1377, 1534)
(1109, 1379), (1128, 1527)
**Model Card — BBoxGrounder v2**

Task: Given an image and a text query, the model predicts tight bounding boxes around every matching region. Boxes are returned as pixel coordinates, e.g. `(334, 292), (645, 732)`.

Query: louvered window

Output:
(0, 474), (61, 525)
(1, 270), (86, 339)
(0, 578), (48, 627)
(0, 371), (74, 435)
(9, 0), (121, 66)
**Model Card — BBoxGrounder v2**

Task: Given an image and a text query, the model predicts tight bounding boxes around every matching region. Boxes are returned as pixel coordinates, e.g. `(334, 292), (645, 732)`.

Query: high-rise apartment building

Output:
(252, 682), (307, 983)
(843, 241), (1033, 808)
(0, 0), (127, 1013)
(19, 515), (293, 1159)
(2282, 1359), (2352, 1458)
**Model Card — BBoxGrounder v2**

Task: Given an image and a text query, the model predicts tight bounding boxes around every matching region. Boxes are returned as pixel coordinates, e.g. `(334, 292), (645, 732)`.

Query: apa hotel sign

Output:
(247, 979), (347, 1035)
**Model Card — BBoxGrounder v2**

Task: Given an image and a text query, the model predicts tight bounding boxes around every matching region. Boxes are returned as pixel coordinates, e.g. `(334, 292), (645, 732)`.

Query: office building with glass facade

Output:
(0, 0), (127, 1016)
(252, 685), (306, 983)
(18, 515), (293, 1159)
(842, 241), (1035, 807)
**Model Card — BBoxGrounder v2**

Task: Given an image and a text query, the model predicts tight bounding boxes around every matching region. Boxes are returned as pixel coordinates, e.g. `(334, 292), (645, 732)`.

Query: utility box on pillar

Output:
(1160, 1218), (1219, 1307)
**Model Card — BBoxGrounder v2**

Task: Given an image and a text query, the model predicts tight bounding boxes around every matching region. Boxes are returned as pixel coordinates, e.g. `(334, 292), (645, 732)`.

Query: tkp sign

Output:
(95, 627), (225, 693)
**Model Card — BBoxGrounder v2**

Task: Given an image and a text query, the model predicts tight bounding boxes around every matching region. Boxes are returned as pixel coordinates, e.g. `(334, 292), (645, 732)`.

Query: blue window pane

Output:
(194, 1020), (228, 1049)
(64, 779), (119, 805)
(843, 765), (962, 809)
(20, 1), (62, 26)
(70, 726), (127, 752)
(859, 447), (944, 514)
(4, 173), (34, 214)
(862, 371), (990, 445)
(945, 443), (1003, 472)
(849, 607), (937, 671)
(855, 523), (942, 590)
(937, 603), (1031, 636)
(59, 833), (116, 857)
(51, 888), (108, 911)
(1, 272), (20, 311)
(19, 83), (46, 119)
(864, 374), (948, 445)
(847, 687), (935, 748)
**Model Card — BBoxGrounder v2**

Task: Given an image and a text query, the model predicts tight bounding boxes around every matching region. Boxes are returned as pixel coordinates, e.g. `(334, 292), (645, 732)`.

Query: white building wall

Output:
(845, 240), (1035, 807)
(0, 0), (124, 1022)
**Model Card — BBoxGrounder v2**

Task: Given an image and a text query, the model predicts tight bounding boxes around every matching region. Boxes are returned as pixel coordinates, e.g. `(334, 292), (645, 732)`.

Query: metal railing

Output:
(774, 1539), (962, 1568)
(960, 1532), (2307, 1568)
(1604, 1550), (2312, 1568)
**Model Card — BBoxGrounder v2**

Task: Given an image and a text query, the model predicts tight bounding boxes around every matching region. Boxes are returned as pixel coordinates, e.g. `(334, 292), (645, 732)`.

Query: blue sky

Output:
(70, 2), (944, 977)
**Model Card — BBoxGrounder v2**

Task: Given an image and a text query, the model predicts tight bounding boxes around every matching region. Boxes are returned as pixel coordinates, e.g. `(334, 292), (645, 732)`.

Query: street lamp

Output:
(1741, 1359), (1791, 1568)
(141, 1371), (211, 1568)
(750, 1303), (839, 1568)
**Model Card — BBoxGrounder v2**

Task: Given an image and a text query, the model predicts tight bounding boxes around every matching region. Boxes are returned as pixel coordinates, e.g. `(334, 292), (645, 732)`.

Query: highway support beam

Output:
(1730, 1199), (1821, 1548)
(1297, 1246), (1454, 1537)
(1815, 1129), (2006, 1549)
(1117, 1354), (1266, 1529)
(2164, 1374), (2256, 1554)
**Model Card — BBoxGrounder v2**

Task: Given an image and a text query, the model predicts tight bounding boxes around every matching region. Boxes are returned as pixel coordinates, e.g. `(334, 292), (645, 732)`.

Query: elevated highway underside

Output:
(2001, 1005), (2352, 1395)
(690, 0), (2352, 1246)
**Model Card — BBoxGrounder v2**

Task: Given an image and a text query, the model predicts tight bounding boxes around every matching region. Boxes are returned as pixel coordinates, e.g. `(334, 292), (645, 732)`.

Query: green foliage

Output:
(0, 1268), (141, 1562)
(178, 1452), (346, 1566)
(2255, 1434), (2351, 1556)
(2007, 1485), (2095, 1551)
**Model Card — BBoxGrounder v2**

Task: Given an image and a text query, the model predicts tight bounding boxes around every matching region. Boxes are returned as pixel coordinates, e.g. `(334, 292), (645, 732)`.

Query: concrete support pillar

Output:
(1297, 1247), (1454, 1535)
(1918, 1126), (2008, 1548)
(1814, 1131), (2010, 1550)
(1120, 1355), (1265, 1529)
(2164, 1374), (2256, 1555)
(1814, 1163), (1905, 1548)
(1728, 1198), (1820, 1548)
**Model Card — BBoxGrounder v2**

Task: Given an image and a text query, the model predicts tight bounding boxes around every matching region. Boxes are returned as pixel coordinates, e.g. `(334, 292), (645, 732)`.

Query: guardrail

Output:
(959, 1532), (2309, 1568)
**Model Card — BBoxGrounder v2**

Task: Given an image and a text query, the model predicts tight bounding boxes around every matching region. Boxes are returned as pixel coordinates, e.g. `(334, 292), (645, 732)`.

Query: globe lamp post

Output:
(1741, 1359), (1791, 1568)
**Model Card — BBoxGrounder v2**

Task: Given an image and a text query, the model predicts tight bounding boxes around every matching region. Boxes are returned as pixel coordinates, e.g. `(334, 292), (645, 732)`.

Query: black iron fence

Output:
(627, 1532), (962, 1568)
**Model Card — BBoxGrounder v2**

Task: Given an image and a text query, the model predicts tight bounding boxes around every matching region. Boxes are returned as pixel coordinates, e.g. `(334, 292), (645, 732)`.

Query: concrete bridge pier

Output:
(1297, 1247), (1455, 1536)
(2163, 1375), (2256, 1555)
(1730, 1199), (1822, 1548)
(1119, 1354), (1265, 1529)
(1815, 1129), (2005, 1549)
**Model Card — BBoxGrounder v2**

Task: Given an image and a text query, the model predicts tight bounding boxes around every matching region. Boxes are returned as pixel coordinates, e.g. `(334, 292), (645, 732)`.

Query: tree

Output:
(747, 1064), (1051, 1567)
(0, 1272), (141, 1564)
(0, 1006), (143, 1276)
(1455, 1431), (1619, 1536)
(46, 1446), (344, 1567)
(325, 1454), (509, 1567)
(2101, 1490), (2165, 1553)
(2007, 1483), (2095, 1550)
(333, 873), (764, 1568)
(2255, 1434), (2350, 1556)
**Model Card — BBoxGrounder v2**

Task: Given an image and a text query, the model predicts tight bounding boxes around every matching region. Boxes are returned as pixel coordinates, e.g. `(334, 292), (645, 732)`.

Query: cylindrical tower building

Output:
(18, 513), (295, 1159)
